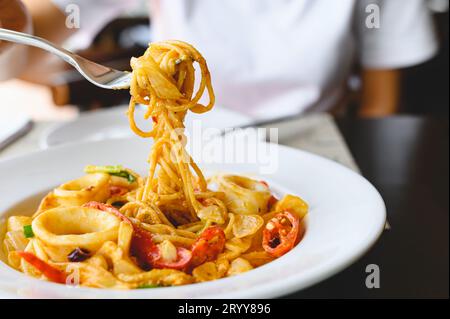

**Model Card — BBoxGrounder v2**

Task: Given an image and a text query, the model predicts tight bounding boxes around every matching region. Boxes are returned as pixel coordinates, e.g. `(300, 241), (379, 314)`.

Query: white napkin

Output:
(0, 115), (32, 152)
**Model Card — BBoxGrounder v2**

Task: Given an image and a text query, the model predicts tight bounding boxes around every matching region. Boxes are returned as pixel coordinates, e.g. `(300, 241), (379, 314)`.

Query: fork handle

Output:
(0, 28), (78, 69)
(0, 28), (130, 90)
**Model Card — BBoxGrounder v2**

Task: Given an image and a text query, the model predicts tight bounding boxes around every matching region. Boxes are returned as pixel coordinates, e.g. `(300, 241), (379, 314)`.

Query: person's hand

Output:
(0, 0), (30, 80)
(0, 0), (29, 52)
(359, 68), (401, 118)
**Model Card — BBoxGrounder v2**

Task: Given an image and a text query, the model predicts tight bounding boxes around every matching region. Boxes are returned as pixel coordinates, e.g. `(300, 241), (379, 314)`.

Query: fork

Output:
(0, 28), (131, 90)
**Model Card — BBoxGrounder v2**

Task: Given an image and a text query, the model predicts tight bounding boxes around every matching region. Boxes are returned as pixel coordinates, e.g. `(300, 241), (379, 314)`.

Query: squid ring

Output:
(53, 173), (110, 207)
(32, 206), (121, 251)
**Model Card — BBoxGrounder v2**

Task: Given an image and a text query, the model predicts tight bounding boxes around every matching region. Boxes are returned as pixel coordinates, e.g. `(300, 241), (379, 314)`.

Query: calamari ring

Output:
(52, 173), (110, 207)
(32, 206), (121, 251)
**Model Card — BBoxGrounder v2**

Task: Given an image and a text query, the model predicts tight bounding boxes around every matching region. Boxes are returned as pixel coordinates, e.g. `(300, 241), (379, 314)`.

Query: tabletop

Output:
(288, 116), (449, 299)
(0, 113), (359, 172)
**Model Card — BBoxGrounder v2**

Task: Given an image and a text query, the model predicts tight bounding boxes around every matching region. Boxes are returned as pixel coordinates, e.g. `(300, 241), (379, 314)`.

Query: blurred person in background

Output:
(0, 0), (438, 119)
(0, 0), (29, 80)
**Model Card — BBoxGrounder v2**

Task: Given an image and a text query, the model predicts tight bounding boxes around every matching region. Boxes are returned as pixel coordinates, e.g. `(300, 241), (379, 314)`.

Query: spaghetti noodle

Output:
(127, 40), (220, 225)
(1, 41), (309, 289)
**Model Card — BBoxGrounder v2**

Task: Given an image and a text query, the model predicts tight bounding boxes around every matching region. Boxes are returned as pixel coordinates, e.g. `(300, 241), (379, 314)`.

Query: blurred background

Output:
(0, 0), (448, 121)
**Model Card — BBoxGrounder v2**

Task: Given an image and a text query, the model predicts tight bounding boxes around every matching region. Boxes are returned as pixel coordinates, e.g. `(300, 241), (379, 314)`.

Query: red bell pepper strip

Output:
(17, 251), (67, 284)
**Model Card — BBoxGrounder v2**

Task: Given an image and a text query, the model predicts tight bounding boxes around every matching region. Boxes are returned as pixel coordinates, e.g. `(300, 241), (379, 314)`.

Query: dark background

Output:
(287, 116), (449, 298)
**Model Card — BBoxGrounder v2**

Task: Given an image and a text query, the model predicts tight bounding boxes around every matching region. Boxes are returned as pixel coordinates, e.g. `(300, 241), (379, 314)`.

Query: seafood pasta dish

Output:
(2, 41), (308, 289)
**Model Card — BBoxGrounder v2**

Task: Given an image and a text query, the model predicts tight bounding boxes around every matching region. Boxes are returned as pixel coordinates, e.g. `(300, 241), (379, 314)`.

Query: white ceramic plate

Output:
(40, 105), (252, 149)
(0, 138), (385, 298)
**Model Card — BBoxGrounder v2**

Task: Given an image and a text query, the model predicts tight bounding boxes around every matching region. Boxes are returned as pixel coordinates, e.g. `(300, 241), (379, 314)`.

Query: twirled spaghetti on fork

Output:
(2, 40), (308, 288)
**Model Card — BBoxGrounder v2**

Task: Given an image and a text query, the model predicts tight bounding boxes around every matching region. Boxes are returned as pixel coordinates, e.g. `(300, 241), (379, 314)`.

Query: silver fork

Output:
(0, 28), (131, 90)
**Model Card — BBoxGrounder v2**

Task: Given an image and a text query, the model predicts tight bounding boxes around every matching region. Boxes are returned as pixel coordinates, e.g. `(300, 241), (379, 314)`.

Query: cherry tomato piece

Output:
(191, 226), (226, 267)
(152, 247), (192, 270)
(18, 251), (67, 284)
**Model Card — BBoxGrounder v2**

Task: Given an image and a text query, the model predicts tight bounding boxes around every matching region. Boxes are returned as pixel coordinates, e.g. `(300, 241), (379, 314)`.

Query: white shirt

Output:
(53, 0), (438, 119)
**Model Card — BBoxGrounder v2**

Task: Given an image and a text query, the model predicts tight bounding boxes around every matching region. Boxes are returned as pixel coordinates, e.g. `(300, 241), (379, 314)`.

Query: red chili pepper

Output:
(190, 226), (226, 267)
(83, 202), (192, 270)
(262, 211), (300, 257)
(17, 251), (67, 284)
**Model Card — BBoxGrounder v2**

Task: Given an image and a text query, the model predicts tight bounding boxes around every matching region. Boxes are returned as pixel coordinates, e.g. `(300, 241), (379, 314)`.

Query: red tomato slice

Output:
(83, 201), (192, 270)
(130, 227), (160, 269)
(259, 180), (269, 188)
(190, 226), (226, 267)
(130, 227), (192, 270)
(262, 211), (300, 258)
(18, 251), (67, 284)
